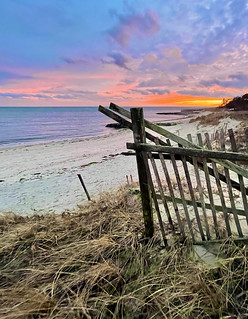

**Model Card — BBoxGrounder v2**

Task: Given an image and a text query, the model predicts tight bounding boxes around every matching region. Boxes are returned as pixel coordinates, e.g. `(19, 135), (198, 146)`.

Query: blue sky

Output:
(0, 0), (248, 106)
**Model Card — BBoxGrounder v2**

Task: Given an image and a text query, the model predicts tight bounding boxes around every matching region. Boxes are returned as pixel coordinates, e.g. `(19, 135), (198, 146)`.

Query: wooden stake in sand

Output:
(77, 174), (91, 201)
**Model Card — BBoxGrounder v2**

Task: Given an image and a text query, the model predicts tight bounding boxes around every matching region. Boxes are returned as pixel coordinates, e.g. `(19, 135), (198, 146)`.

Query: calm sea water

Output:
(0, 106), (192, 148)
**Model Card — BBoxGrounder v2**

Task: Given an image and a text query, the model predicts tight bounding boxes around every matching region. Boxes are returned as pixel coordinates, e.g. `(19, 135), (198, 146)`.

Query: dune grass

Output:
(0, 186), (248, 318)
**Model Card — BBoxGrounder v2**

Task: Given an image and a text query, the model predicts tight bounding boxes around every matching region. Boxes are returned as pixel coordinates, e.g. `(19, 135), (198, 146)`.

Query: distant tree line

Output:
(220, 93), (248, 110)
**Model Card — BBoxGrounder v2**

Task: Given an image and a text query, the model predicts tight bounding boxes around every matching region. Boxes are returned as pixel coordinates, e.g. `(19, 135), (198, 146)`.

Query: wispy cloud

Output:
(61, 57), (87, 65)
(53, 89), (98, 100)
(177, 0), (248, 63)
(147, 88), (170, 95)
(177, 89), (235, 98)
(102, 52), (130, 70)
(109, 9), (160, 47)
(128, 88), (170, 96)
(0, 90), (98, 101)
(201, 73), (248, 89)
(138, 78), (165, 88)
(0, 92), (48, 99)
(0, 70), (32, 84)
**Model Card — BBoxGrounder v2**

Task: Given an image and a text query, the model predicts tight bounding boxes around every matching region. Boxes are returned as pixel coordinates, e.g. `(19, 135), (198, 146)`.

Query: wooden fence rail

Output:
(99, 104), (248, 194)
(99, 103), (248, 244)
(126, 143), (248, 162)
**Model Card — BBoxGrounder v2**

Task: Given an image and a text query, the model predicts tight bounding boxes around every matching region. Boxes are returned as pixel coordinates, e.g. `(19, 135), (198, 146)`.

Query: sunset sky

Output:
(1, 0), (248, 107)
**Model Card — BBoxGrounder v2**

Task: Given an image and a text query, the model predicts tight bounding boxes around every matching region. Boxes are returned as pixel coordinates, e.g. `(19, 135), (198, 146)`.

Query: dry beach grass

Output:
(189, 107), (248, 128)
(0, 186), (248, 318)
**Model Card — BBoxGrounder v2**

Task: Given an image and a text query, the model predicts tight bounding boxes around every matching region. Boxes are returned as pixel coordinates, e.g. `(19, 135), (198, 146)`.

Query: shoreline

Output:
(156, 107), (210, 115)
(0, 128), (137, 215)
(0, 130), (126, 151)
(0, 107), (242, 216)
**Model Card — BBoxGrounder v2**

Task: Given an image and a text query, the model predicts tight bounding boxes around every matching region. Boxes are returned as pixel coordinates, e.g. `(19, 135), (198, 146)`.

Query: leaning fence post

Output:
(77, 174), (91, 201)
(130, 108), (154, 238)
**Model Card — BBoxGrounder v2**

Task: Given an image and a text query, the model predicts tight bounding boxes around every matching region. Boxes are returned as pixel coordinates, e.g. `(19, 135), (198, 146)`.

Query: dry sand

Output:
(0, 108), (243, 216)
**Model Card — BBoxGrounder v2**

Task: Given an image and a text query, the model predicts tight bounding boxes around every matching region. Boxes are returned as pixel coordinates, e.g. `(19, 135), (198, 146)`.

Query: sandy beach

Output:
(0, 108), (243, 216)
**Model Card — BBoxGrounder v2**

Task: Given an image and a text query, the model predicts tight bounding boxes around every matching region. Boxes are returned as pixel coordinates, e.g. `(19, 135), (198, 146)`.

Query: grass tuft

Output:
(0, 185), (248, 318)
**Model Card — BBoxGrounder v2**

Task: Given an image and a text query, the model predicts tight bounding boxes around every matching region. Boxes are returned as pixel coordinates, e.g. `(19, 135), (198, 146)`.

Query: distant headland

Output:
(220, 93), (248, 110)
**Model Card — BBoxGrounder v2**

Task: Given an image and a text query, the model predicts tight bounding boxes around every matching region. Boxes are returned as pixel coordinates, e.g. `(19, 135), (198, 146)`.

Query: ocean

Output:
(0, 106), (191, 148)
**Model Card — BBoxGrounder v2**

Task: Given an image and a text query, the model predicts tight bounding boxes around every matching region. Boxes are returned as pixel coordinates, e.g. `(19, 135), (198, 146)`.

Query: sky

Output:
(0, 0), (248, 107)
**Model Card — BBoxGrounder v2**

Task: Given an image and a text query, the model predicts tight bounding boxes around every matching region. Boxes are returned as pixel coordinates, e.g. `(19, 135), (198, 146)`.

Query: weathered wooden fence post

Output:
(131, 107), (154, 238)
(77, 174), (91, 201)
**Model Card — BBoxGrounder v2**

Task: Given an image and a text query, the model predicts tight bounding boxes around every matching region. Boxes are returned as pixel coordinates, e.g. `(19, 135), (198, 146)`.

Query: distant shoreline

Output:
(156, 107), (209, 116)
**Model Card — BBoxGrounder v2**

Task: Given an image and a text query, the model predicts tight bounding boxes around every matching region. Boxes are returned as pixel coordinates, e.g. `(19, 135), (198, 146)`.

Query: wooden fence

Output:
(99, 103), (248, 245)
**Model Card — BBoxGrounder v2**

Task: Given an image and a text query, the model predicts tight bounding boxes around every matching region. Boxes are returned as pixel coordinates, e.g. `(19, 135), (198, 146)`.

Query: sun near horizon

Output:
(125, 93), (224, 107)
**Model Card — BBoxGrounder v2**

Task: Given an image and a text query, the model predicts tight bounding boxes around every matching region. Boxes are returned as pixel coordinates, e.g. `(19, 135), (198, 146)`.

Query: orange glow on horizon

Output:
(127, 92), (223, 107)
